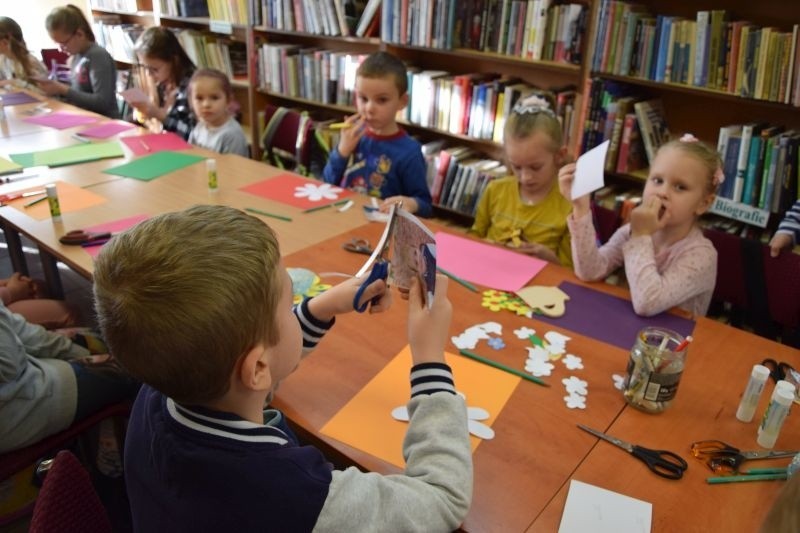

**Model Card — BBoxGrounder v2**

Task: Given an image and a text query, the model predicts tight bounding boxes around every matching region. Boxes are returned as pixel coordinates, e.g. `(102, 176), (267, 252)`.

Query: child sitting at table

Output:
(132, 27), (196, 140)
(0, 300), (139, 453)
(35, 5), (119, 118)
(0, 17), (47, 89)
(93, 205), (472, 531)
(0, 272), (78, 330)
(769, 199), (799, 257)
(469, 91), (572, 266)
(187, 68), (248, 157)
(559, 133), (719, 317)
(322, 51), (433, 216)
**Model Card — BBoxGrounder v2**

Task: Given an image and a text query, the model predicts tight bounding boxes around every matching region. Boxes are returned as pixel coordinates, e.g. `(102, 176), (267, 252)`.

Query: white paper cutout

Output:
(392, 398), (495, 440)
(562, 376), (588, 395)
(526, 345), (550, 361)
(451, 322), (503, 350)
(544, 331), (571, 346)
(525, 358), (555, 377)
(294, 182), (343, 201)
(337, 200), (354, 212)
(612, 374), (626, 391)
(514, 326), (537, 339)
(562, 354), (584, 370)
(564, 393), (587, 409)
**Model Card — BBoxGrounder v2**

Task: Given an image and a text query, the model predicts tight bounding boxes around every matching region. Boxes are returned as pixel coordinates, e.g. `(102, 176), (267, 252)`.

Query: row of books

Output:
(93, 17), (145, 64)
(259, 0), (363, 37)
(174, 29), (248, 80)
(717, 124), (799, 215)
(591, 1), (800, 106)
(379, 0), (586, 65)
(579, 78), (667, 173)
(91, 0), (141, 12)
(207, 0), (252, 24)
(157, 0), (210, 17)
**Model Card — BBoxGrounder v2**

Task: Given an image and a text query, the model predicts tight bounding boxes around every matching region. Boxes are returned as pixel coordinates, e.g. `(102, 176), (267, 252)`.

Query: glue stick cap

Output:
(753, 365), (771, 380)
(774, 380), (797, 398)
(206, 158), (216, 171)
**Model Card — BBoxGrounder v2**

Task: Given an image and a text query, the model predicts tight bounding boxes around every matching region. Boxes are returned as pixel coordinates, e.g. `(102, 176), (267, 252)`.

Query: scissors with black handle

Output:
(59, 229), (116, 247)
(690, 440), (799, 473)
(578, 424), (688, 480)
(352, 203), (398, 313)
(761, 358), (799, 384)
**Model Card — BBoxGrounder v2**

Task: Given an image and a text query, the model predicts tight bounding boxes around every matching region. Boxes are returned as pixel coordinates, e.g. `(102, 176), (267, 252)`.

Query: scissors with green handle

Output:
(578, 424), (688, 480)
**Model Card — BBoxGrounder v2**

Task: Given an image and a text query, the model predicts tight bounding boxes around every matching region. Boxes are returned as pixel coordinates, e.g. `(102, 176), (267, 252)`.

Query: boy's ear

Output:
(238, 343), (273, 393)
(399, 92), (409, 110)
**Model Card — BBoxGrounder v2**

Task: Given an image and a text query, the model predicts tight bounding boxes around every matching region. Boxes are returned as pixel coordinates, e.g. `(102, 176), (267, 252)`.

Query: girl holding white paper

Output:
(470, 91), (573, 267)
(559, 134), (720, 317)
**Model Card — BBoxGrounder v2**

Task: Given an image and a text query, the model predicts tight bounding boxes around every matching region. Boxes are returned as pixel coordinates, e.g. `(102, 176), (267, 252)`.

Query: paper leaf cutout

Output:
(516, 286), (570, 317)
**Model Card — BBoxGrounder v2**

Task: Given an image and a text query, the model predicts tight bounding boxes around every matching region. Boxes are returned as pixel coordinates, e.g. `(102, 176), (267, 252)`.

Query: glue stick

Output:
(736, 364), (771, 422)
(757, 388), (793, 449)
(207, 158), (218, 192)
(45, 183), (61, 222)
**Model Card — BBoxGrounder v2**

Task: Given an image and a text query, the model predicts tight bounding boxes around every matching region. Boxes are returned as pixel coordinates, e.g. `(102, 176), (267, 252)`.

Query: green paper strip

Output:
(10, 141), (123, 168)
(103, 151), (205, 181)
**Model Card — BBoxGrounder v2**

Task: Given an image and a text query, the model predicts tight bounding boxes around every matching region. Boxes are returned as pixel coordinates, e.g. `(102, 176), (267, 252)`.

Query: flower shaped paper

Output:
(562, 376), (588, 395)
(451, 322), (503, 350)
(391, 402), (495, 440)
(526, 345), (550, 361)
(562, 354), (584, 370)
(487, 337), (505, 350)
(525, 358), (554, 377)
(564, 394), (587, 409)
(514, 327), (536, 339)
(612, 373), (626, 391)
(293, 182), (344, 202)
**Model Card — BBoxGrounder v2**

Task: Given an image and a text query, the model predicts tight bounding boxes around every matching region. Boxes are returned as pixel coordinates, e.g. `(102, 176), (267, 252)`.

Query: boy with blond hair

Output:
(322, 51), (433, 216)
(93, 205), (472, 532)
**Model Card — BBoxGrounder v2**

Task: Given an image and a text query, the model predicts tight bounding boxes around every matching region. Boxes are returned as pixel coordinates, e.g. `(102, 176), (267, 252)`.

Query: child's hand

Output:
(336, 114), (367, 158)
(514, 242), (559, 264)
(306, 273), (391, 321)
(130, 99), (157, 119)
(381, 196), (418, 214)
(557, 163), (590, 218)
(408, 275), (452, 365)
(3, 273), (35, 304)
(769, 233), (794, 257)
(32, 78), (68, 96)
(630, 196), (667, 237)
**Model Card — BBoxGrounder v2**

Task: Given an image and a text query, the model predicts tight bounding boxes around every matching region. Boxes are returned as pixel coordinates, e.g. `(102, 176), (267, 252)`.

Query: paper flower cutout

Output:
(487, 336), (505, 350)
(286, 267), (331, 304)
(514, 327), (536, 339)
(451, 322), (502, 350)
(564, 394), (587, 409)
(612, 374), (626, 391)
(562, 376), (588, 395)
(544, 331), (571, 345)
(294, 182), (344, 202)
(562, 354), (584, 370)
(480, 290), (533, 316)
(525, 358), (554, 377)
(526, 345), (550, 361)
(391, 398), (495, 440)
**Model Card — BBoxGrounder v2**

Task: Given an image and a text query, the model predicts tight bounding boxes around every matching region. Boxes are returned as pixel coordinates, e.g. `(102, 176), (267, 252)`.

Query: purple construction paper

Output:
(530, 281), (696, 350)
(0, 92), (41, 106)
(23, 111), (99, 129)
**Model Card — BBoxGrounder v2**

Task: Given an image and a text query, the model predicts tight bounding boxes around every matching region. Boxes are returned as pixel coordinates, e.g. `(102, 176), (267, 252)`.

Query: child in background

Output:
(132, 27), (196, 139)
(0, 17), (47, 88)
(0, 272), (78, 330)
(559, 133), (719, 317)
(760, 468), (800, 532)
(0, 301), (139, 453)
(187, 68), (248, 157)
(322, 51), (432, 216)
(93, 205), (472, 531)
(36, 5), (118, 118)
(470, 92), (573, 266)
(769, 199), (800, 257)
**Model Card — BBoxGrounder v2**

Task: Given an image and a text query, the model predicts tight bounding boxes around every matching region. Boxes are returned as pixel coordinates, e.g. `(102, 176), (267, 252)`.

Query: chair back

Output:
(703, 228), (748, 307)
(29, 450), (112, 533)
(761, 246), (800, 331)
(592, 204), (620, 244)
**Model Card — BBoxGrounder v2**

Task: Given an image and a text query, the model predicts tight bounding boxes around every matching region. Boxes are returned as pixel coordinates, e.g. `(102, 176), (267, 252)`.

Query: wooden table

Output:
(278, 223), (800, 532)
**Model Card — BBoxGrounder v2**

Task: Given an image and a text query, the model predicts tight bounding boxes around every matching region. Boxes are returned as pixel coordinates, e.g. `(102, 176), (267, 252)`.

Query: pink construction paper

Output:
(121, 132), (191, 155)
(435, 232), (547, 292)
(83, 214), (149, 258)
(77, 121), (136, 139)
(22, 111), (99, 129)
(240, 173), (354, 210)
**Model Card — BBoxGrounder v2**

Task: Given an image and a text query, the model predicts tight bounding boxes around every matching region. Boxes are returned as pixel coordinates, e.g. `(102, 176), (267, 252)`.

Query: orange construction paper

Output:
(320, 345), (520, 468)
(7, 181), (106, 220)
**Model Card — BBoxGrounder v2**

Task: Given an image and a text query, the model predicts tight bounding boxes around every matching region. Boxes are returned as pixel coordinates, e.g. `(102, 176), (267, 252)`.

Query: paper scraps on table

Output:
(563, 377), (588, 410)
(516, 285), (570, 317)
(23, 111), (99, 129)
(241, 173), (355, 210)
(287, 267), (331, 304)
(392, 393), (495, 440)
(525, 346), (555, 376)
(482, 290), (534, 315)
(558, 479), (652, 533)
(612, 374), (626, 390)
(451, 321), (503, 350)
(562, 354), (584, 370)
(321, 345), (518, 467)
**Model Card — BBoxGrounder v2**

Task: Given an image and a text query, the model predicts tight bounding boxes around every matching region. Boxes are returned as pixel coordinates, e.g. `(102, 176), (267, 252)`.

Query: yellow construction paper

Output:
(0, 156), (23, 176)
(8, 181), (106, 220)
(320, 345), (520, 468)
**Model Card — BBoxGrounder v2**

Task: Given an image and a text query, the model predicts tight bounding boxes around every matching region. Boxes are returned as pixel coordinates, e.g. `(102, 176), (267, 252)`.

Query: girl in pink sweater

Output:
(558, 134), (722, 317)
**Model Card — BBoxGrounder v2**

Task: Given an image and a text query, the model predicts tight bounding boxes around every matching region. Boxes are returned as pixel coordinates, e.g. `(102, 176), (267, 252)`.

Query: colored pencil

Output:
(328, 122), (353, 130)
(707, 473), (787, 484)
(303, 199), (351, 213)
(244, 207), (292, 222)
(24, 196), (48, 208)
(436, 266), (479, 292)
(458, 349), (549, 387)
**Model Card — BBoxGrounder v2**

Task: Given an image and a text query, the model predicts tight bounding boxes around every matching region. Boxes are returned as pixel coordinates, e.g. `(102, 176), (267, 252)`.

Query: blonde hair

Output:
(761, 472), (800, 533)
(0, 17), (36, 78)
(658, 136), (723, 195)
(46, 4), (95, 42)
(504, 90), (563, 152)
(93, 205), (284, 404)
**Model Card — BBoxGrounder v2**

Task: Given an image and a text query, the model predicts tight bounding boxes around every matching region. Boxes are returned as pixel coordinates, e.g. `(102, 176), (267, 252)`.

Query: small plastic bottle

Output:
(757, 388), (794, 449)
(758, 380), (797, 435)
(0, 96), (5, 121)
(736, 364), (771, 422)
(45, 183), (61, 222)
(207, 158), (218, 192)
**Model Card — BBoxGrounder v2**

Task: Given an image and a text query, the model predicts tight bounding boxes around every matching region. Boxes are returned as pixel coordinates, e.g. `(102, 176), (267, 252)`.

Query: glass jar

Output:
(622, 327), (688, 413)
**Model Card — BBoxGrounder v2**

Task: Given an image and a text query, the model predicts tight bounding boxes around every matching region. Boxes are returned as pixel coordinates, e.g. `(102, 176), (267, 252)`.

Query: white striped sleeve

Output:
(409, 363), (456, 397)
(293, 298), (335, 353)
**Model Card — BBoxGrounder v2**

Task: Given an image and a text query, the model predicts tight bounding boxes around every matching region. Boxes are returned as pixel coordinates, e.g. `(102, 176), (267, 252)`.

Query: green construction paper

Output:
(10, 141), (124, 168)
(102, 151), (205, 181)
(0, 156), (23, 175)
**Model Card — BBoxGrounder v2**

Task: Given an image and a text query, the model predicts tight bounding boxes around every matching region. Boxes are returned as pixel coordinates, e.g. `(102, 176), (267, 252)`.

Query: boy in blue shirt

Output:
(93, 205), (472, 532)
(323, 51), (433, 217)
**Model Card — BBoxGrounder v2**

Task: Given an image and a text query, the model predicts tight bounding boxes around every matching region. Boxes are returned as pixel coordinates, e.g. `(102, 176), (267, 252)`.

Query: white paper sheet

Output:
(572, 140), (610, 200)
(558, 479), (652, 533)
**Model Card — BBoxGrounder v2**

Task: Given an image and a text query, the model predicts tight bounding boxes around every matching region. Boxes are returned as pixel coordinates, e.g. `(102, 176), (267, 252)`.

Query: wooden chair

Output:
(703, 228), (748, 309)
(592, 204), (621, 244)
(761, 245), (800, 347)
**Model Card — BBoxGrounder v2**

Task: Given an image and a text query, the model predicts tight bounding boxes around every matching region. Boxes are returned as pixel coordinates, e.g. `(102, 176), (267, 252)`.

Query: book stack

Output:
(92, 16), (144, 64)
(427, 146), (507, 216)
(174, 29), (248, 81)
(591, 0), (800, 105)
(260, 0), (355, 37)
(380, 0), (586, 65)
